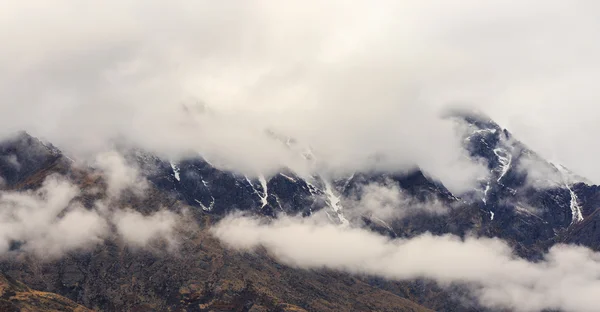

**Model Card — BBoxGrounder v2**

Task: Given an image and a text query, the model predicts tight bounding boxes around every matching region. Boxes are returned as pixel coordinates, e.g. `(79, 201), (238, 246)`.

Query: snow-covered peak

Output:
(454, 111), (587, 189)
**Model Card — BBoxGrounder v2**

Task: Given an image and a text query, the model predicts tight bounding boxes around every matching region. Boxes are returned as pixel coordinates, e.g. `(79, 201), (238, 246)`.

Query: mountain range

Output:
(0, 111), (598, 311)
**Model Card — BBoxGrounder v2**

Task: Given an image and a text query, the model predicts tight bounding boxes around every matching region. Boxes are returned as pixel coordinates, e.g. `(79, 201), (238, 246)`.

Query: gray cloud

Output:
(213, 215), (600, 312)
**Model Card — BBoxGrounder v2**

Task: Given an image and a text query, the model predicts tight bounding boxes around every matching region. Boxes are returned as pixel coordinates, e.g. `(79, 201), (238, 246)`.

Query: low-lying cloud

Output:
(343, 179), (449, 222)
(113, 209), (179, 248)
(0, 177), (107, 257)
(212, 215), (600, 312)
(0, 168), (183, 258)
(94, 150), (148, 198)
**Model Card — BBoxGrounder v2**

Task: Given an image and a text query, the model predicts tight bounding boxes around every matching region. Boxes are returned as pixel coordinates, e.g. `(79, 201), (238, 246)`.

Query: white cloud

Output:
(4, 1), (600, 189)
(0, 176), (108, 257)
(0, 0), (550, 191)
(0, 170), (182, 258)
(26, 207), (109, 258)
(212, 215), (600, 312)
(343, 180), (448, 222)
(113, 209), (179, 248)
(4, 1), (599, 189)
(93, 150), (148, 198)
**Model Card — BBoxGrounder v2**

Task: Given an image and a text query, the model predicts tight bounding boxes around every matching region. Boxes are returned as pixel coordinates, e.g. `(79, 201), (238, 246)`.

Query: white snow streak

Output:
(195, 197), (215, 212)
(279, 173), (296, 182)
(514, 206), (545, 221)
(274, 196), (284, 211)
(245, 176), (269, 209)
(566, 184), (584, 224)
(304, 178), (320, 197)
(465, 128), (497, 142)
(553, 163), (584, 224)
(490, 211), (494, 220)
(341, 172), (355, 192)
(323, 180), (349, 226)
(371, 216), (397, 236)
(472, 128), (497, 135)
(258, 175), (269, 208)
(170, 162), (181, 181)
(482, 182), (491, 204)
(494, 148), (512, 182)
(200, 154), (214, 167)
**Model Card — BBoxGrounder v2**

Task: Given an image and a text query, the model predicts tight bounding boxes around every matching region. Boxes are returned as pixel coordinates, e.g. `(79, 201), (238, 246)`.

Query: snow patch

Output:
(514, 206), (544, 221)
(279, 173), (296, 182)
(490, 211), (494, 220)
(274, 196), (284, 211)
(258, 175), (269, 208)
(464, 128), (497, 142)
(566, 184), (584, 224)
(473, 128), (497, 135)
(552, 163), (584, 223)
(200, 155), (214, 167)
(371, 216), (397, 236)
(304, 178), (320, 197)
(323, 180), (349, 226)
(482, 182), (491, 204)
(494, 148), (512, 182)
(170, 162), (181, 181)
(195, 196), (215, 212)
(246, 175), (269, 208)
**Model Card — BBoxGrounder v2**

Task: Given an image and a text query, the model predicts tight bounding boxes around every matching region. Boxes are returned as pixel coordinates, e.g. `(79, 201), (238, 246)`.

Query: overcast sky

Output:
(4, 2), (600, 310)
(1, 0), (600, 189)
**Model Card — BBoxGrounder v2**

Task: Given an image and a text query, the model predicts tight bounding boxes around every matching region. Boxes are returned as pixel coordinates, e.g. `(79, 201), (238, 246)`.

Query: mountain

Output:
(1, 111), (600, 311)
(138, 111), (600, 257)
(0, 133), (432, 312)
(453, 112), (600, 256)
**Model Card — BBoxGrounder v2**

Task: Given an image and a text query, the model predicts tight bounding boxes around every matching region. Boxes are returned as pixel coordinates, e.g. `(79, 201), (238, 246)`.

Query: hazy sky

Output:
(1, 0), (600, 188)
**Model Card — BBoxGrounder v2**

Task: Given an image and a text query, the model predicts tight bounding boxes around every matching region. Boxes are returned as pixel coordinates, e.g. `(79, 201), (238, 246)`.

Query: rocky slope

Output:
(0, 273), (91, 312)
